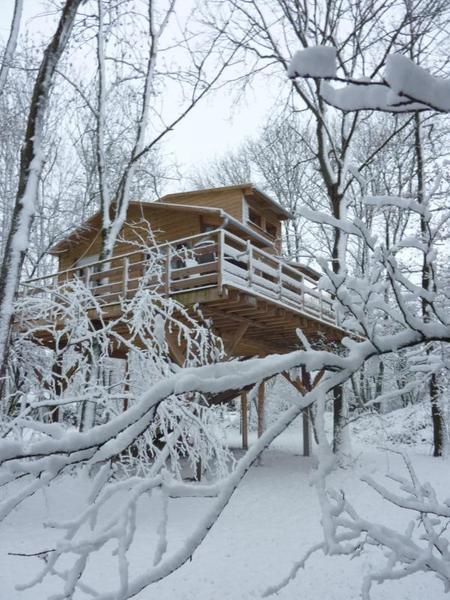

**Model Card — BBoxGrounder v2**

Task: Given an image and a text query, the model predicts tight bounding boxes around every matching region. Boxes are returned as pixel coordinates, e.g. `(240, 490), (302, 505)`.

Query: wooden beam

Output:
(257, 382), (265, 438)
(281, 371), (308, 395)
(301, 365), (312, 390)
(225, 323), (249, 356)
(313, 369), (325, 387)
(205, 308), (266, 329)
(281, 371), (312, 457)
(241, 390), (248, 450)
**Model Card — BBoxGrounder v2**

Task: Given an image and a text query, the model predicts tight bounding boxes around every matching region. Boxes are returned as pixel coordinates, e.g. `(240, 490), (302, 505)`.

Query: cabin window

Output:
(248, 209), (262, 228)
(265, 222), (277, 238)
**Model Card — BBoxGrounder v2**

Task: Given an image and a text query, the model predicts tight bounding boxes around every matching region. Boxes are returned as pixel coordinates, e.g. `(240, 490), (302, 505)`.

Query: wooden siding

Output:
(58, 204), (204, 272)
(161, 188), (244, 221)
(245, 196), (282, 252)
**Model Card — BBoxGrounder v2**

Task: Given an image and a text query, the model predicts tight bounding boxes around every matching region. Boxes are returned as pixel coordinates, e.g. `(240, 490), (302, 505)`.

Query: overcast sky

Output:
(0, 0), (282, 183)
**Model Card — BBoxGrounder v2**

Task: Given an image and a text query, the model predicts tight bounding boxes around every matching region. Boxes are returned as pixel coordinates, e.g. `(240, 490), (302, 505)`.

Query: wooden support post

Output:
(302, 408), (311, 457)
(301, 366), (312, 457)
(257, 382), (265, 438)
(283, 368), (325, 455)
(241, 390), (248, 450)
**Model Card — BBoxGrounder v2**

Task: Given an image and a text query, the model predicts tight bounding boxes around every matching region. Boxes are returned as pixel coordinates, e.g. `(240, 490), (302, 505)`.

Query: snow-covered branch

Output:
(267, 450), (450, 599)
(289, 48), (450, 113)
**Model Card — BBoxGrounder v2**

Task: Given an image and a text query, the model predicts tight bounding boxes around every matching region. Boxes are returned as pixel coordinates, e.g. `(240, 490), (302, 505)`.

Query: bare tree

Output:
(287, 1), (450, 455)
(0, 0), (85, 396)
(0, 0), (23, 98)
(203, 0), (450, 452)
(77, 0), (243, 262)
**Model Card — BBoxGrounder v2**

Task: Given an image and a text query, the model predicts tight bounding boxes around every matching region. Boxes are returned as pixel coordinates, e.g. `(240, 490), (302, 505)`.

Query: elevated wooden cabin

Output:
(19, 184), (349, 453)
(24, 184), (346, 357)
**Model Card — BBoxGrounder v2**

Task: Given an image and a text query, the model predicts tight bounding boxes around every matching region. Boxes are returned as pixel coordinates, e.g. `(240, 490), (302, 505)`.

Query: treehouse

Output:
(19, 184), (350, 454)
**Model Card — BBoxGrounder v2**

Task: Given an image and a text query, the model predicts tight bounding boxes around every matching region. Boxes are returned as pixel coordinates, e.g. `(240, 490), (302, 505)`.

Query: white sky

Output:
(0, 0), (280, 180)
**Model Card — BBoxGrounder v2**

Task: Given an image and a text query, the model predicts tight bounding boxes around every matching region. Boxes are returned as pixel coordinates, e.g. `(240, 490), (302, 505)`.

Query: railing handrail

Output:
(22, 228), (320, 289)
(220, 229), (320, 288)
(20, 227), (335, 325)
(22, 229), (224, 285)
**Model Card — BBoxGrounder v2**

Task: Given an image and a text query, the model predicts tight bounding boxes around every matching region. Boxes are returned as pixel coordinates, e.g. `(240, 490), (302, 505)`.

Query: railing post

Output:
(278, 262), (283, 299)
(218, 230), (224, 294)
(247, 240), (253, 288)
(300, 276), (304, 308)
(85, 266), (91, 288)
(165, 246), (171, 294)
(122, 257), (129, 299)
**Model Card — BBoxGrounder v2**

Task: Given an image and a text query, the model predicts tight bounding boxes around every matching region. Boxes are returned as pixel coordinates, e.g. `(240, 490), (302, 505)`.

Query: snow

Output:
(288, 47), (450, 113)
(385, 54), (450, 112)
(1, 413), (448, 599)
(320, 80), (429, 113)
(288, 47), (337, 79)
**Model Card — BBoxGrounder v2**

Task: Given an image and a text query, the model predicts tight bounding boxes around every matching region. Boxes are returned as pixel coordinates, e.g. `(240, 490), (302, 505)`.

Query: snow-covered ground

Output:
(1, 405), (448, 599)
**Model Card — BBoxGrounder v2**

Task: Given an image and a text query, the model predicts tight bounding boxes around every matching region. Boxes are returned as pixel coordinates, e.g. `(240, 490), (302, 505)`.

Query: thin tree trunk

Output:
(414, 113), (444, 456)
(0, 0), (23, 97)
(374, 359), (384, 413)
(332, 385), (344, 453)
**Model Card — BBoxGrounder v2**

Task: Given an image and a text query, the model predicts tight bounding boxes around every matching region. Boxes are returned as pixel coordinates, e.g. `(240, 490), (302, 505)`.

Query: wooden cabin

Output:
(19, 184), (350, 453)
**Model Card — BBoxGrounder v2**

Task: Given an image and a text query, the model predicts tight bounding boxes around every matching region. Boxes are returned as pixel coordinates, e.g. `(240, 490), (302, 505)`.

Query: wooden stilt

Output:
(302, 408), (311, 457)
(301, 367), (312, 457)
(257, 382), (265, 438)
(241, 390), (248, 450)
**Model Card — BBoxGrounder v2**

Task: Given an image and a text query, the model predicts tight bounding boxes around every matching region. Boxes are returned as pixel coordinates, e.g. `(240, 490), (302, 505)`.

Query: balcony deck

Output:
(19, 229), (349, 356)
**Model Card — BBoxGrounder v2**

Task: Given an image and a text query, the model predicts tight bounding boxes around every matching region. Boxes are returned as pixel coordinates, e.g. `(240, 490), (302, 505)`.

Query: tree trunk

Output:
(414, 113), (444, 457)
(332, 385), (344, 454)
(0, 0), (83, 398)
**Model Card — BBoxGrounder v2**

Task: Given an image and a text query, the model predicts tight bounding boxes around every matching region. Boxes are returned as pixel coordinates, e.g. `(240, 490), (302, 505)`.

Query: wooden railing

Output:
(19, 229), (336, 325)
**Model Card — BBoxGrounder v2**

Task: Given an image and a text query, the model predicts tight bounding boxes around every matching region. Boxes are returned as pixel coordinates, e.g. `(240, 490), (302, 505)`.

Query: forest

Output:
(0, 1), (450, 599)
